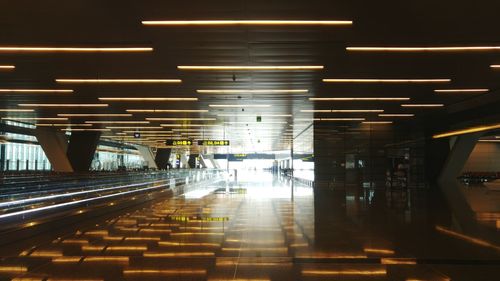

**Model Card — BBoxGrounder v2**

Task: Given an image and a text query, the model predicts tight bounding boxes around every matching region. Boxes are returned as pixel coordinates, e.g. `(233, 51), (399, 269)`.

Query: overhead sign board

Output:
(197, 140), (230, 146)
(165, 140), (193, 146)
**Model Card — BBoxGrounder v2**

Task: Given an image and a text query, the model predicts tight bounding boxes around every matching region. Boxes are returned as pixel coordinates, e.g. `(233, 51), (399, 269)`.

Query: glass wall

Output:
(292, 124), (314, 181)
(91, 145), (145, 171)
(0, 133), (52, 171)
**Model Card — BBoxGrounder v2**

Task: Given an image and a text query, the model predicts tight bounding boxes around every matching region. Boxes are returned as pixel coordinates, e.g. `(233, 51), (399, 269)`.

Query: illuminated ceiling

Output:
(1, 1), (499, 152)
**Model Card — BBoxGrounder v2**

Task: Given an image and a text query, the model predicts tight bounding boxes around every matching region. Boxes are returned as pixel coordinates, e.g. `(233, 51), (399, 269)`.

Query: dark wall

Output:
(314, 123), (394, 189)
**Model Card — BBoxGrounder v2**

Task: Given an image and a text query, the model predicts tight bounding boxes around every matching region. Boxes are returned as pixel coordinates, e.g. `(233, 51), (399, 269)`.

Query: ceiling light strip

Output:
(146, 118), (216, 121)
(197, 89), (308, 94)
(209, 104), (271, 108)
(2, 117), (68, 121)
(378, 114), (414, 117)
(85, 121), (150, 124)
(323, 79), (450, 83)
(19, 104), (108, 108)
(179, 66), (323, 70)
(126, 109), (208, 113)
(310, 97), (410, 101)
(347, 46), (500, 52)
(433, 124), (500, 139)
(143, 20), (352, 26)
(58, 114), (132, 117)
(434, 89), (489, 93)
(99, 98), (197, 101)
(362, 121), (393, 124)
(56, 79), (181, 83)
(401, 104), (444, 107)
(0, 89), (73, 93)
(0, 109), (34, 112)
(301, 109), (384, 113)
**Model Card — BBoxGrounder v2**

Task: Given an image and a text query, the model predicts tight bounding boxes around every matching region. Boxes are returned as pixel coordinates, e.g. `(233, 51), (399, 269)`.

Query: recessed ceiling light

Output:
(56, 79), (181, 83)
(0, 109), (34, 112)
(433, 124), (500, 139)
(99, 97), (197, 101)
(378, 114), (414, 117)
(126, 109), (208, 113)
(197, 89), (309, 94)
(57, 114), (132, 117)
(19, 104), (108, 108)
(146, 117), (216, 121)
(310, 97), (410, 101)
(401, 104), (444, 107)
(347, 46), (500, 52)
(209, 104), (272, 108)
(179, 66), (323, 71)
(3, 117), (69, 122)
(434, 89), (489, 93)
(0, 89), (73, 93)
(323, 78), (450, 83)
(85, 121), (150, 124)
(142, 20), (352, 26)
(0, 46), (153, 52)
(0, 65), (15, 70)
(301, 109), (384, 113)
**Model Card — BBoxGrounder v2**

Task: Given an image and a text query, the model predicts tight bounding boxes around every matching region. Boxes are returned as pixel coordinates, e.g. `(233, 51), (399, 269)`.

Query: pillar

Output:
(154, 148), (171, 169)
(188, 154), (199, 168)
(66, 131), (101, 172)
(438, 133), (483, 184)
(35, 127), (73, 172)
(135, 145), (158, 169)
(435, 132), (482, 233)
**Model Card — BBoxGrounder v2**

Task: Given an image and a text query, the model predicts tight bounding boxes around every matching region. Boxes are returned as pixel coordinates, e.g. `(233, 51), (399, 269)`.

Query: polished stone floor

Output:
(1, 171), (499, 281)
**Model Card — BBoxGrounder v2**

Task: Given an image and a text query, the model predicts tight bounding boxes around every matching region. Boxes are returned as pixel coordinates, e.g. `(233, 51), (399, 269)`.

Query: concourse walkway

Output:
(0, 171), (499, 281)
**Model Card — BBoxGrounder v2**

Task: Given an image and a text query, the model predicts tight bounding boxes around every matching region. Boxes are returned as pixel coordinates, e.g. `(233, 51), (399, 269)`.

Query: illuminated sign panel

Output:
(197, 140), (230, 146)
(165, 140), (193, 146)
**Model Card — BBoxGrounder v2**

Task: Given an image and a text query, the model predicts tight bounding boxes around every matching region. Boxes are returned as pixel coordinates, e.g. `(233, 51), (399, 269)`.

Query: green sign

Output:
(197, 140), (230, 146)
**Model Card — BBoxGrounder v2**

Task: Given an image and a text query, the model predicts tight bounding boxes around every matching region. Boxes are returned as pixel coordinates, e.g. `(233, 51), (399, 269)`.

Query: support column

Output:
(35, 127), (73, 172)
(66, 131), (101, 172)
(435, 133), (482, 232)
(180, 153), (189, 168)
(188, 154), (199, 168)
(198, 154), (208, 168)
(438, 133), (483, 184)
(154, 148), (171, 169)
(135, 145), (158, 169)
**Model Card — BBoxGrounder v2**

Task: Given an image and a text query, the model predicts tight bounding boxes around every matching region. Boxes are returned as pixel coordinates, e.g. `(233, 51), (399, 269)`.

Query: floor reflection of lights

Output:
(5, 172), (487, 281)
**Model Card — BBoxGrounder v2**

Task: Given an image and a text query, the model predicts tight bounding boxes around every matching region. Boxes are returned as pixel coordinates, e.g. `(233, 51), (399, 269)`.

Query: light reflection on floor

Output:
(1, 171), (499, 281)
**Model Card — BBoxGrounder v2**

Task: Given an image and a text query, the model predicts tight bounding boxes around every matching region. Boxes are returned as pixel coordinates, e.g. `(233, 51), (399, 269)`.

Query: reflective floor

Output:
(1, 171), (499, 281)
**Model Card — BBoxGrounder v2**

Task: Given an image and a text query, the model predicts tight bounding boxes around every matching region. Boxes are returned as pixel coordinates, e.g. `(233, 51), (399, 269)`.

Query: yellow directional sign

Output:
(197, 140), (230, 146)
(166, 140), (193, 146)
